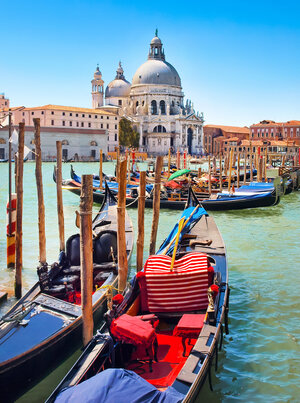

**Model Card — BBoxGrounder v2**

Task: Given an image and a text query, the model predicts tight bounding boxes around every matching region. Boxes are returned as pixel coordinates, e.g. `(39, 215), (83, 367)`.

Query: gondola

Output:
(47, 188), (229, 403)
(0, 183), (134, 402)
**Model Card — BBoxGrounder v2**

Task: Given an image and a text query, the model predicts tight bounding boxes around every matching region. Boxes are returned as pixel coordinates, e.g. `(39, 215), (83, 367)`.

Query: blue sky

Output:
(1, 0), (300, 126)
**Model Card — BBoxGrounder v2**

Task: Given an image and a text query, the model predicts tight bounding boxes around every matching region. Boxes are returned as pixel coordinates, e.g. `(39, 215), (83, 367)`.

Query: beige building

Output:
(0, 104), (119, 160)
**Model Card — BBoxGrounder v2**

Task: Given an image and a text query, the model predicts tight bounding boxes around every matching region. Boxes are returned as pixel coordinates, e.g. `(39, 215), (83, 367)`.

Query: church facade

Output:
(93, 33), (205, 155)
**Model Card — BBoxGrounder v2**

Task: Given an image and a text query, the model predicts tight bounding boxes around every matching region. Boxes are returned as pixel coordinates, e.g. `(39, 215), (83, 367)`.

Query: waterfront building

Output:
(204, 125), (249, 155)
(0, 104), (119, 161)
(0, 93), (10, 109)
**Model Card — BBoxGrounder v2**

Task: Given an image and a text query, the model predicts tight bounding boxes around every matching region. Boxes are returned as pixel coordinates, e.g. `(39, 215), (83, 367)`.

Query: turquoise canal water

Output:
(0, 162), (299, 402)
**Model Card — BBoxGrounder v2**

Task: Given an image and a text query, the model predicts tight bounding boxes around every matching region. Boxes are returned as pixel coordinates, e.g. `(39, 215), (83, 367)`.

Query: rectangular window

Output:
(22, 112), (25, 116)
(95, 115), (98, 119)
(115, 133), (117, 141)
(101, 116), (103, 119)
(81, 122), (84, 127)
(62, 120), (65, 126)
(51, 111), (54, 115)
(70, 121), (72, 127)
(115, 117), (117, 120)
(76, 122), (79, 127)
(41, 111), (44, 115)
(70, 113), (72, 116)
(101, 124), (103, 128)
(82, 114), (85, 117)
(89, 115), (91, 118)
(62, 112), (65, 116)
(88, 122), (91, 127)
(76, 113), (78, 117)
(107, 116), (109, 120)
(107, 124), (109, 129)
(115, 124), (117, 129)
(51, 120), (54, 125)
(118, 100), (122, 106)
(31, 112), (34, 115)
(91, 149), (96, 158)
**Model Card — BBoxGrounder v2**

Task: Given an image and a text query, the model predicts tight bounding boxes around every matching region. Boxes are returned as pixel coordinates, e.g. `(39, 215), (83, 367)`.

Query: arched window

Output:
(153, 125), (166, 133)
(160, 100), (166, 115)
(136, 101), (139, 107)
(151, 100), (157, 115)
(62, 140), (69, 145)
(90, 141), (97, 146)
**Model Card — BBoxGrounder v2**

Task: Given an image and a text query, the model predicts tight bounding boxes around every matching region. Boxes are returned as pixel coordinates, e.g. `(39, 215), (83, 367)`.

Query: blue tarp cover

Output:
(157, 205), (208, 255)
(55, 368), (184, 403)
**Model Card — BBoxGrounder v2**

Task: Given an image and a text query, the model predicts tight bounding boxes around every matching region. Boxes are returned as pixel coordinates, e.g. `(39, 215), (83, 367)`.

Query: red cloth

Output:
(141, 252), (211, 312)
(173, 314), (206, 339)
(110, 314), (156, 348)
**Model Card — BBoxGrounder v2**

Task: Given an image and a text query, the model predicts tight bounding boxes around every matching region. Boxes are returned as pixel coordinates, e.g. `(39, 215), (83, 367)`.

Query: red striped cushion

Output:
(143, 252), (211, 313)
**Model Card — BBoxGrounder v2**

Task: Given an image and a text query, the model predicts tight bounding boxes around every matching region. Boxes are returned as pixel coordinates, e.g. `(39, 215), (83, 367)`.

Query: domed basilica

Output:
(91, 32), (204, 155)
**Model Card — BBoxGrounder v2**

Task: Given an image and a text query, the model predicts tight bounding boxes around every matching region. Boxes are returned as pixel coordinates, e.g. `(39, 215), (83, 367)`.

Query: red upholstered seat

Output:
(110, 314), (156, 348)
(138, 252), (213, 313)
(110, 314), (158, 372)
(173, 313), (206, 356)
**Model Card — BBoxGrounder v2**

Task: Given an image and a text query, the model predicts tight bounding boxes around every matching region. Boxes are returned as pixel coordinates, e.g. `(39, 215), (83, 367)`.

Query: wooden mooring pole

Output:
(56, 141), (65, 251)
(208, 155), (212, 195)
(237, 152), (240, 188)
(80, 175), (94, 347)
(219, 155), (223, 192)
(243, 152), (247, 185)
(117, 159), (128, 292)
(149, 155), (163, 255)
(167, 148), (171, 178)
(99, 149), (103, 191)
(34, 118), (46, 264)
(227, 149), (233, 191)
(136, 171), (146, 271)
(15, 122), (25, 299)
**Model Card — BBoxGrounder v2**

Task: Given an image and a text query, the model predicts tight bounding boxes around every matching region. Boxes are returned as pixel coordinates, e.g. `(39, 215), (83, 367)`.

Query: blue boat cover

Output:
(55, 368), (184, 403)
(157, 205), (208, 255)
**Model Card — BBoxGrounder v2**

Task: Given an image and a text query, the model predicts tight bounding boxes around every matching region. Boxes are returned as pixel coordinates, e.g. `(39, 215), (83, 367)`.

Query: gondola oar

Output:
(161, 204), (200, 255)
(170, 217), (185, 271)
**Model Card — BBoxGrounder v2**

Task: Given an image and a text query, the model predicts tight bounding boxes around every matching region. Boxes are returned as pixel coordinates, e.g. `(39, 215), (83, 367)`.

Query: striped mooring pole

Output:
(7, 193), (17, 268)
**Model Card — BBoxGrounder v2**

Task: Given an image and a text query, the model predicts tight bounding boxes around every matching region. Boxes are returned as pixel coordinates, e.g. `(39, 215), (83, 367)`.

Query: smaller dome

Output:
(105, 62), (131, 99)
(94, 65), (102, 76)
(105, 79), (131, 98)
(150, 36), (162, 46)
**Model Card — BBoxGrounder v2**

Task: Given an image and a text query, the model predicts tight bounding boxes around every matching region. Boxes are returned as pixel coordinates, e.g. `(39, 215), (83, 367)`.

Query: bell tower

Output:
(91, 65), (104, 108)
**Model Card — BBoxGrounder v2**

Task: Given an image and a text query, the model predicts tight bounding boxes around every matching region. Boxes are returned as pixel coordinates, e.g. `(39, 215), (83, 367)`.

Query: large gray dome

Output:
(132, 59), (181, 87)
(105, 79), (131, 98)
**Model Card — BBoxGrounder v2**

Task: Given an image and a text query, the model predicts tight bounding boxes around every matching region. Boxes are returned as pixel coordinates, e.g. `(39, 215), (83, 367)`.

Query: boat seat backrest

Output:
(93, 230), (117, 264)
(138, 252), (213, 313)
(66, 234), (81, 267)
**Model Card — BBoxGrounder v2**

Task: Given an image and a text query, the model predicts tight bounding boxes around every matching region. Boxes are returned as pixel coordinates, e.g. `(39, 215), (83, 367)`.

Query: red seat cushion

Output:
(173, 314), (206, 339)
(110, 314), (156, 347)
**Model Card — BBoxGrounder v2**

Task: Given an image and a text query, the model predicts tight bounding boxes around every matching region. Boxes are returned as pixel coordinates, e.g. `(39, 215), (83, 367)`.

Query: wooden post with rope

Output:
(34, 118), (46, 264)
(56, 141), (65, 252)
(136, 171), (146, 271)
(227, 149), (233, 191)
(99, 149), (103, 191)
(149, 155), (163, 255)
(15, 122), (25, 299)
(117, 159), (128, 292)
(80, 175), (94, 347)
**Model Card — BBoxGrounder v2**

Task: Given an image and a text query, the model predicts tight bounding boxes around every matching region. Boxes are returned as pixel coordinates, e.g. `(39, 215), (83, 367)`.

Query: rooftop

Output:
(19, 104), (117, 115)
(204, 124), (249, 134)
